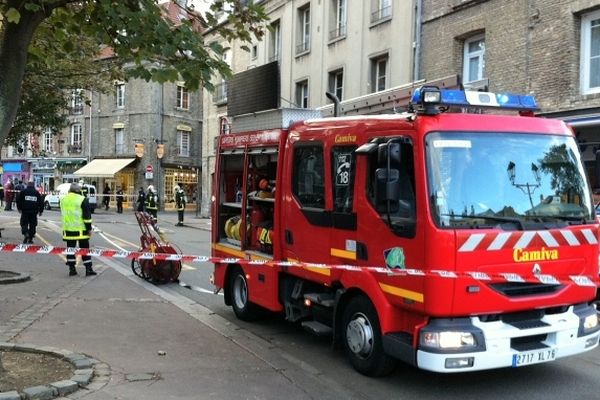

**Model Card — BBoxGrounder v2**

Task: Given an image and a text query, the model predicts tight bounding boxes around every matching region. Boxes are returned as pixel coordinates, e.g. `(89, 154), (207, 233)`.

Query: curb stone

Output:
(0, 342), (111, 400)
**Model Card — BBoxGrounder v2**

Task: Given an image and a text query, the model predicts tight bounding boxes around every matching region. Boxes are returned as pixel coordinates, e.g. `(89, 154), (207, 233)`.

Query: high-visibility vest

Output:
(60, 192), (90, 240)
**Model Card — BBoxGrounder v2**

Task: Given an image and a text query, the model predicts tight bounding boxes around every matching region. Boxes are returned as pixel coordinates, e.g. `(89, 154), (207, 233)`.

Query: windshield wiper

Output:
(439, 213), (525, 230)
(529, 214), (591, 224)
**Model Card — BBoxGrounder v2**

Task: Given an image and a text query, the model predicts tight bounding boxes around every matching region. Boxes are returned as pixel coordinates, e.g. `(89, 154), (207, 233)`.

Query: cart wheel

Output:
(131, 258), (145, 279)
(229, 267), (258, 321)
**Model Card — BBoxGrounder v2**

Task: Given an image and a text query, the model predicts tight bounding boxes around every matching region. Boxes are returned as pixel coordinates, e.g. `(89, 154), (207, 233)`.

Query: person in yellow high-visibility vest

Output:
(60, 183), (96, 277)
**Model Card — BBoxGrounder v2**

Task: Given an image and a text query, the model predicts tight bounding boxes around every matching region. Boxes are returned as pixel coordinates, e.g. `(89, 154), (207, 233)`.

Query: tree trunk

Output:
(0, 6), (46, 144)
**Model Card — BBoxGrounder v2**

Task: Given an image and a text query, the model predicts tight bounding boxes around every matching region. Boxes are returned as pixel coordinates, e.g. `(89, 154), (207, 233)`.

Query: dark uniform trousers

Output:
(20, 212), (38, 239)
(65, 238), (92, 269)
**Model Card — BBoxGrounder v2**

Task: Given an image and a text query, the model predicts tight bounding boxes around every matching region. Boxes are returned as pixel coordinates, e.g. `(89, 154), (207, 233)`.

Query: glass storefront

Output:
(164, 167), (199, 210)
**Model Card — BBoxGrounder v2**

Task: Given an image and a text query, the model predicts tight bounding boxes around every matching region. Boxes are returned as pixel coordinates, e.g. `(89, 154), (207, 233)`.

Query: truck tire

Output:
(230, 267), (258, 321)
(342, 295), (396, 376)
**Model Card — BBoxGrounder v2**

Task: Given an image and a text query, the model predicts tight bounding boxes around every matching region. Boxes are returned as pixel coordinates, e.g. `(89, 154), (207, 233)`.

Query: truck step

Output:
(301, 321), (333, 336)
(304, 293), (335, 308)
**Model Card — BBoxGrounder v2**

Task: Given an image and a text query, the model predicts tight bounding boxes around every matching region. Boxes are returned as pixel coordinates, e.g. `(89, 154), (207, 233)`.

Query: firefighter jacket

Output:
(60, 192), (93, 240)
(145, 192), (159, 211)
(175, 189), (186, 211)
(16, 186), (44, 214)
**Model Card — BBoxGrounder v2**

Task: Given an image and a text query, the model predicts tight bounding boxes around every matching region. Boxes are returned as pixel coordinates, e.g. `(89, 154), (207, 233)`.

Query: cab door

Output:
(281, 140), (332, 265)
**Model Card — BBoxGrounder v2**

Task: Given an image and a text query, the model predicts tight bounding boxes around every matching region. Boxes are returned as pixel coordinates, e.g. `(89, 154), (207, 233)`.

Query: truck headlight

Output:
(421, 331), (477, 349)
(583, 314), (599, 332)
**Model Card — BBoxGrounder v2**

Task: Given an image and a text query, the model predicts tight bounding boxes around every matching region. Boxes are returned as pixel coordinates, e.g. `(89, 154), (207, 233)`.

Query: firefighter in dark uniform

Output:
(145, 185), (159, 221)
(79, 180), (88, 198)
(16, 180), (44, 243)
(60, 183), (96, 276)
(116, 186), (124, 213)
(174, 184), (186, 226)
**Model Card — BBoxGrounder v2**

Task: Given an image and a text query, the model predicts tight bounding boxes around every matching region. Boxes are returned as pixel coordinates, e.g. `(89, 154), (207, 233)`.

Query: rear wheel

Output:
(229, 267), (258, 321)
(44, 201), (51, 210)
(131, 259), (146, 279)
(342, 295), (396, 376)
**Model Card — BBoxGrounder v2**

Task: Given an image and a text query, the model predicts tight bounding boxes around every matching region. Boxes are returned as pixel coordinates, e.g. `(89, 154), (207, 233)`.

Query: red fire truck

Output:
(211, 86), (600, 375)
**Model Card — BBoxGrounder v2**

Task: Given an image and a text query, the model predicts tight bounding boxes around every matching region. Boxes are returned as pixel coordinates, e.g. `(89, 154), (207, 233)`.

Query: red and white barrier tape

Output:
(1, 241), (598, 287)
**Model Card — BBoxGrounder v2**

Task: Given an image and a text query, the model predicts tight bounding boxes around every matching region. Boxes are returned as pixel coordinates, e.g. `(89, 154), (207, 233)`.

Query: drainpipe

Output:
(413, 0), (422, 82)
(87, 91), (92, 163)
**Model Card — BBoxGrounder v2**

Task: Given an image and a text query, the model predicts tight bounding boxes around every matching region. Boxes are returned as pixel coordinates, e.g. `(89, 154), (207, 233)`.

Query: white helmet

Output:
(147, 185), (155, 192)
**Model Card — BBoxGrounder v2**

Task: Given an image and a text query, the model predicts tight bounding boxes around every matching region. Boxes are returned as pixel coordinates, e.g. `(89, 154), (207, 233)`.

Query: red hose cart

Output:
(131, 211), (181, 283)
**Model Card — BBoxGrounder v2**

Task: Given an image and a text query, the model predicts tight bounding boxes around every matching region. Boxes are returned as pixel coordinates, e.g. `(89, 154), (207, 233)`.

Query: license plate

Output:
(512, 348), (556, 367)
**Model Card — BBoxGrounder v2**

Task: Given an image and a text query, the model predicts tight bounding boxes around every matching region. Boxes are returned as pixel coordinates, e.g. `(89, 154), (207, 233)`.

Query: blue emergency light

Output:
(410, 86), (539, 114)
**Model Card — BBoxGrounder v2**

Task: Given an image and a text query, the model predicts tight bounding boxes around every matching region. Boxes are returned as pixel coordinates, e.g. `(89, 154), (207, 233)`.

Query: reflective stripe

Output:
(458, 233), (485, 252)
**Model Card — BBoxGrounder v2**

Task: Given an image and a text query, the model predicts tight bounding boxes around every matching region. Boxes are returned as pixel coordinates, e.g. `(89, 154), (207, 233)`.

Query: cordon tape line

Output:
(0, 241), (598, 287)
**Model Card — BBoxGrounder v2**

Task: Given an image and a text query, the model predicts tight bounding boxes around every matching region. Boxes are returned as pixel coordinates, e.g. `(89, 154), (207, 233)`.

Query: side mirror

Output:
(375, 168), (400, 212)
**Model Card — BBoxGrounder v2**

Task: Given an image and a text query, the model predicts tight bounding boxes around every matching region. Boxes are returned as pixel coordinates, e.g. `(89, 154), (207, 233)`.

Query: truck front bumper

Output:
(413, 304), (599, 373)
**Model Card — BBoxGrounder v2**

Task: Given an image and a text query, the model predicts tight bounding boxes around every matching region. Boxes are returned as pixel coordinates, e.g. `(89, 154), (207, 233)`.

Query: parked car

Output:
(44, 183), (97, 212)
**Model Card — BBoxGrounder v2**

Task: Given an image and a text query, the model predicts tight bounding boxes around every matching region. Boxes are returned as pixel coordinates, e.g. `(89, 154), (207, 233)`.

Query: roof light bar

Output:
(410, 87), (539, 113)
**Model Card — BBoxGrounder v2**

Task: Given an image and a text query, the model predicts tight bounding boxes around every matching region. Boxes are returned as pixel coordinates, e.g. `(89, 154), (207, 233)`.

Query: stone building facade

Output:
(200, 0), (419, 216)
(420, 0), (600, 184)
(81, 77), (202, 210)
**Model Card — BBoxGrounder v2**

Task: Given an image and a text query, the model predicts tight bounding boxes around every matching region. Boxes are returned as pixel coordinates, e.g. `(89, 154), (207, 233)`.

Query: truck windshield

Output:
(426, 132), (594, 228)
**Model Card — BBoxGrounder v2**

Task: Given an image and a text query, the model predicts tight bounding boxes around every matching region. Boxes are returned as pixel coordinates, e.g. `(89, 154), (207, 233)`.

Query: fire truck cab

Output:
(211, 87), (600, 375)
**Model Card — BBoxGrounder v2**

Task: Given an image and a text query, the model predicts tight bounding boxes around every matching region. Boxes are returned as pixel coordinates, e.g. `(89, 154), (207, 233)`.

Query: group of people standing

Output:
(135, 183), (186, 225)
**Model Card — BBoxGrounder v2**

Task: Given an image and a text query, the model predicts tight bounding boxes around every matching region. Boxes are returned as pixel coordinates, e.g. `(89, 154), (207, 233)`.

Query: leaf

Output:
(6, 8), (21, 24)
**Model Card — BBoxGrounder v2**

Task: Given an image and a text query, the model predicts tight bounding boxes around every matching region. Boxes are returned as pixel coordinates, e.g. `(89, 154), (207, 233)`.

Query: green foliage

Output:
(0, 0), (268, 145)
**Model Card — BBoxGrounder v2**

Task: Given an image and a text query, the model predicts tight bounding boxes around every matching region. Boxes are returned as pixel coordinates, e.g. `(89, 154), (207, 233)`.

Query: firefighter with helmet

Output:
(60, 183), (96, 276)
(145, 184), (159, 221)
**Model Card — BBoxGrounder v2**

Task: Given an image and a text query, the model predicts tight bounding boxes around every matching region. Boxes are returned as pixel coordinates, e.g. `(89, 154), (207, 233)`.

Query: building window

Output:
(177, 84), (189, 109)
(178, 130), (190, 157)
(463, 35), (485, 83)
(371, 0), (391, 24)
(581, 10), (600, 94)
(296, 4), (311, 54)
(43, 128), (53, 153)
(251, 44), (258, 60)
(70, 124), (82, 153)
(370, 54), (388, 93)
(329, 0), (347, 41)
(269, 20), (281, 62)
(328, 69), (344, 100)
(296, 80), (309, 108)
(115, 83), (126, 108)
(71, 89), (84, 114)
(115, 128), (124, 154)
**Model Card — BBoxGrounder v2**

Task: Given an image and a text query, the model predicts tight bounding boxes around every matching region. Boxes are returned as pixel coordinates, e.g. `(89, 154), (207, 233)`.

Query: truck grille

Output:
(489, 282), (562, 297)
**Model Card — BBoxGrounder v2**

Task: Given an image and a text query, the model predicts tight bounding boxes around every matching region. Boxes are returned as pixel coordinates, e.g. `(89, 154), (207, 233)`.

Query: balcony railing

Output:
(68, 144), (82, 153)
(329, 25), (347, 41)
(213, 81), (228, 104)
(371, 6), (392, 24)
(296, 40), (310, 55)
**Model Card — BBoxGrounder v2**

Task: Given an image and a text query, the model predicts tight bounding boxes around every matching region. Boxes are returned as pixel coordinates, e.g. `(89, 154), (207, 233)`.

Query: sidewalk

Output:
(0, 219), (357, 400)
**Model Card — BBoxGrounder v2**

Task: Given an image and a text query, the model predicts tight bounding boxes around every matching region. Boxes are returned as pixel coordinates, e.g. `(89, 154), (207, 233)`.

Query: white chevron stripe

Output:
(581, 229), (598, 245)
(513, 231), (536, 249)
(538, 231), (559, 247)
(487, 232), (511, 250)
(560, 230), (580, 246)
(458, 233), (486, 252)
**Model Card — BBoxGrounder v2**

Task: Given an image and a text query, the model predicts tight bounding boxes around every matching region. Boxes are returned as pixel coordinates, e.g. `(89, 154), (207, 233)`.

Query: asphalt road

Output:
(10, 209), (600, 399)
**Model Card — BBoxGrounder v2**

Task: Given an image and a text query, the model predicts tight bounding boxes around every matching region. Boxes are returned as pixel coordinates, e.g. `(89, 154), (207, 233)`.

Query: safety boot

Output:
(85, 266), (97, 276)
(69, 266), (77, 276)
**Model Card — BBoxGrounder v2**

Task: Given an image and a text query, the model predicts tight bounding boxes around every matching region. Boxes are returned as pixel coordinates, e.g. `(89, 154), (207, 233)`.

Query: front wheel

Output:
(342, 295), (396, 376)
(229, 267), (258, 321)
(44, 201), (51, 210)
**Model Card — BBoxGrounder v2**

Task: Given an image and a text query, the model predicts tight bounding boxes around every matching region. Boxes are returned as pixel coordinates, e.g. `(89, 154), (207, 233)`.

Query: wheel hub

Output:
(346, 314), (373, 358)
(233, 275), (248, 309)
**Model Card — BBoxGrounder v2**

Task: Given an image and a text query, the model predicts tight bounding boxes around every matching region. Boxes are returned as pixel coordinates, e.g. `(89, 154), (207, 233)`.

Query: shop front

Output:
(163, 167), (199, 211)
(73, 158), (137, 209)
